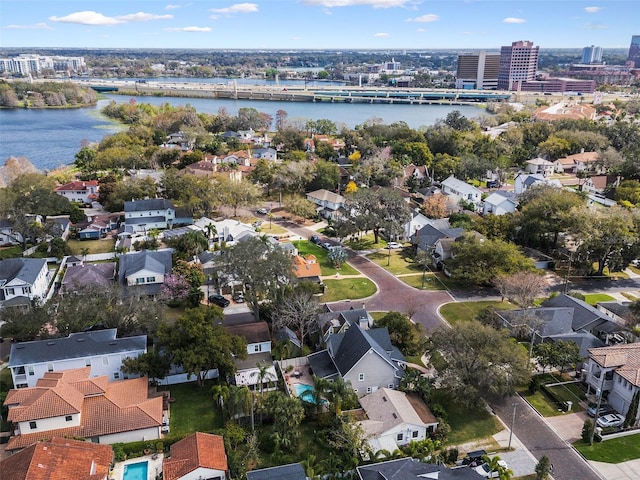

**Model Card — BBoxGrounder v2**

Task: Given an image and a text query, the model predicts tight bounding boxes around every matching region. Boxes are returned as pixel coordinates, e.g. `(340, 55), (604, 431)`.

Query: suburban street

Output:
(491, 396), (604, 480)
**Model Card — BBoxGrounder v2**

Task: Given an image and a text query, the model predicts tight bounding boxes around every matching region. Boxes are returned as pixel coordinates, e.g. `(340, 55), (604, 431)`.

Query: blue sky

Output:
(1, 0), (636, 50)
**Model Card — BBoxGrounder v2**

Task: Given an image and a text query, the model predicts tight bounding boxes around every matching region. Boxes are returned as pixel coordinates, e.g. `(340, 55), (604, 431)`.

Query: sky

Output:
(1, 0), (637, 51)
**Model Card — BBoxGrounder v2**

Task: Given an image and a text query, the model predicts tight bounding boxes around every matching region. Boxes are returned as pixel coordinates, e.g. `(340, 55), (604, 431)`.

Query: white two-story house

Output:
(225, 320), (277, 392)
(8, 329), (147, 388)
(306, 189), (345, 220)
(0, 258), (50, 308)
(118, 249), (173, 297)
(54, 180), (99, 205)
(123, 198), (175, 233)
(440, 176), (482, 209)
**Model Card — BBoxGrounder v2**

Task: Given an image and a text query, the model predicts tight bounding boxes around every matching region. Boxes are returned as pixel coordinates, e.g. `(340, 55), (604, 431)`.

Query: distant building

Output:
(456, 51), (500, 90)
(627, 35), (640, 67)
(498, 40), (540, 90)
(582, 45), (603, 64)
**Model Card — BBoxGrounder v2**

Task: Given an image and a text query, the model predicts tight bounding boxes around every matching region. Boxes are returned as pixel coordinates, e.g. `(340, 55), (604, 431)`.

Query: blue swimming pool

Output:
(123, 461), (148, 480)
(294, 383), (319, 404)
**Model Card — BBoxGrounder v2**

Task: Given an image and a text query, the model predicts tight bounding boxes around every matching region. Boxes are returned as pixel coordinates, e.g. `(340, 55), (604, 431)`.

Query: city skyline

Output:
(1, 0), (637, 50)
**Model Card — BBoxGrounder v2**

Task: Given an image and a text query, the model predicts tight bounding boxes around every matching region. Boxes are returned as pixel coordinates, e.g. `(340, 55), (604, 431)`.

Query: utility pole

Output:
(508, 402), (518, 449)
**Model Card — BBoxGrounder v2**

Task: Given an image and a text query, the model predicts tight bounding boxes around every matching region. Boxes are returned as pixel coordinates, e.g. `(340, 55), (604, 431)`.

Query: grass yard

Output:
(255, 222), (288, 235)
(399, 273), (447, 290)
(67, 238), (115, 255)
(293, 240), (359, 276)
(158, 381), (222, 436)
(432, 391), (503, 446)
(366, 249), (424, 275)
(621, 292), (639, 301)
(320, 278), (377, 302)
(583, 293), (616, 305)
(0, 246), (23, 259)
(574, 434), (640, 463)
(439, 301), (517, 325)
(343, 233), (385, 251)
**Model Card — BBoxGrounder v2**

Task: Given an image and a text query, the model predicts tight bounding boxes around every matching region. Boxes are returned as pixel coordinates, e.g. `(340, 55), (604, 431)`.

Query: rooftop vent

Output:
(47, 342), (56, 346)
(392, 413), (398, 419)
(109, 342), (117, 345)
(382, 396), (387, 402)
(77, 338), (86, 342)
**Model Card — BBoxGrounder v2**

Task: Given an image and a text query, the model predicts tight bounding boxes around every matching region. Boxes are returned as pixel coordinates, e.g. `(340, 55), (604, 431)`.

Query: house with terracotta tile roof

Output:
(3, 367), (163, 451)
(163, 432), (228, 480)
(0, 437), (113, 480)
(584, 343), (640, 427)
(54, 180), (99, 205)
(581, 175), (619, 195)
(292, 254), (322, 283)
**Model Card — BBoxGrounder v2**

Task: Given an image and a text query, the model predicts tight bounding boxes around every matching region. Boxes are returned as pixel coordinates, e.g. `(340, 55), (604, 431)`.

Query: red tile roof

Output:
(0, 437), (113, 480)
(4, 368), (162, 451)
(163, 433), (228, 480)
(55, 181), (99, 192)
(292, 255), (322, 279)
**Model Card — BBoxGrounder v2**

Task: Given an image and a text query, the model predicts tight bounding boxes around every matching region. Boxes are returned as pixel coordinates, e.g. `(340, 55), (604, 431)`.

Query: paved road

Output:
(491, 396), (603, 480)
(277, 220), (452, 332)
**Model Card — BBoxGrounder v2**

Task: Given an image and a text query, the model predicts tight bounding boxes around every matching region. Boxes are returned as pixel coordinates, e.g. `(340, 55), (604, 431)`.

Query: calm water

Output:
(0, 93), (487, 172)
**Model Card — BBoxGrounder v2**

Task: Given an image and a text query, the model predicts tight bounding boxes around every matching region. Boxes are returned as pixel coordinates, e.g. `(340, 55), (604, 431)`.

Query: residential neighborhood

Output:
(2, 45), (640, 480)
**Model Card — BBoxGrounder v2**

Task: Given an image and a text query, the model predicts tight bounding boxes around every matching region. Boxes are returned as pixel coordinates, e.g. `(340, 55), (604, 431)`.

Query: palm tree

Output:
(211, 383), (230, 422)
(80, 247), (90, 263)
(204, 223), (217, 243)
(250, 362), (276, 424)
(481, 455), (513, 480)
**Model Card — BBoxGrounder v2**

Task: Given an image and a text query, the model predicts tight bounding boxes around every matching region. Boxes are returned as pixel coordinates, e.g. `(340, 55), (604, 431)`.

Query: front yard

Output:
(320, 278), (377, 302)
(67, 238), (116, 255)
(574, 434), (640, 463)
(439, 301), (518, 325)
(293, 240), (359, 276)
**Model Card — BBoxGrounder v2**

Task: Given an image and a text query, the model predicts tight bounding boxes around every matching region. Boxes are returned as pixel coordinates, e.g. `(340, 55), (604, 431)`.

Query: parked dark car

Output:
(208, 294), (230, 308)
(462, 449), (487, 466)
(486, 180), (501, 188)
(309, 235), (321, 245)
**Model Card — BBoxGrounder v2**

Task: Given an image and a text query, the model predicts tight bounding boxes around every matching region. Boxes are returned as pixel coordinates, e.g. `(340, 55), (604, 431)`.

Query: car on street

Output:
(386, 242), (403, 249)
(252, 220), (263, 228)
(208, 294), (230, 308)
(587, 404), (615, 417)
(596, 413), (625, 428)
(256, 208), (268, 215)
(474, 460), (508, 478)
(310, 235), (321, 245)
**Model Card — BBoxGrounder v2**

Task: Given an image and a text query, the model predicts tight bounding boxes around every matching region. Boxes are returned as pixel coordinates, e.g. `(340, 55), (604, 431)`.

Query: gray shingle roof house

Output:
(8, 329), (146, 388)
(118, 249), (173, 296)
(0, 258), (50, 306)
(308, 324), (405, 397)
(246, 463), (307, 480)
(124, 198), (176, 233)
(542, 294), (619, 333)
(316, 306), (374, 345)
(60, 262), (116, 295)
(357, 458), (484, 480)
(410, 224), (464, 253)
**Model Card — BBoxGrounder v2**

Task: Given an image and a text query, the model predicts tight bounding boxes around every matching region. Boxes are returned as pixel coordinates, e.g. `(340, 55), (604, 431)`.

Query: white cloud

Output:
(49, 11), (124, 25)
(209, 3), (259, 15)
(166, 26), (212, 32)
(117, 12), (173, 22)
(165, 4), (181, 10)
(503, 17), (526, 24)
(407, 14), (439, 23)
(49, 10), (172, 25)
(303, 0), (409, 8)
(374, 32), (390, 37)
(4, 22), (52, 30)
(584, 6), (602, 13)
(585, 23), (608, 30)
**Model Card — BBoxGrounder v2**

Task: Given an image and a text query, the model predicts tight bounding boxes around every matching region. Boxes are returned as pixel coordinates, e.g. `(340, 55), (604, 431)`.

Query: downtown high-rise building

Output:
(497, 40), (540, 90)
(581, 45), (603, 64)
(628, 35), (640, 67)
(455, 51), (501, 90)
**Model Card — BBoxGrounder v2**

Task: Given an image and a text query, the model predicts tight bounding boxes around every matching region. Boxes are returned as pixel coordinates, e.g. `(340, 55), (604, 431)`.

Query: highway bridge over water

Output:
(80, 79), (513, 105)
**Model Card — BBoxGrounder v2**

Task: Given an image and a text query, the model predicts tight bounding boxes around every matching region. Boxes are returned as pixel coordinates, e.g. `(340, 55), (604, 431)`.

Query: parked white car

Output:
(475, 460), (508, 478)
(386, 242), (403, 249)
(596, 413), (625, 428)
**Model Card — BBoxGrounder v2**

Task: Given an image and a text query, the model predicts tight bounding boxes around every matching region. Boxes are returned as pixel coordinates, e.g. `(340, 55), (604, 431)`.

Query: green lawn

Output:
(343, 233), (385, 251)
(293, 241), (359, 276)
(0, 246), (23, 259)
(255, 222), (288, 235)
(158, 381), (222, 436)
(399, 273), (447, 290)
(574, 434), (640, 463)
(439, 301), (518, 325)
(583, 293), (616, 305)
(366, 249), (424, 275)
(67, 238), (116, 255)
(320, 278), (377, 302)
(621, 292), (639, 301)
(433, 391), (503, 446)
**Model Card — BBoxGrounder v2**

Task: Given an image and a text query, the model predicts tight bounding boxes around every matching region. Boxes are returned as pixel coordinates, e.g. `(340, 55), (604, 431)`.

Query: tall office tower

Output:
(581, 45), (603, 64)
(455, 51), (501, 89)
(497, 40), (540, 90)
(628, 35), (640, 67)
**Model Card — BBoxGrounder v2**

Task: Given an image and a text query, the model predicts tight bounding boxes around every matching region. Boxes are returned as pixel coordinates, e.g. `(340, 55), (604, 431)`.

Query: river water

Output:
(0, 91), (487, 172)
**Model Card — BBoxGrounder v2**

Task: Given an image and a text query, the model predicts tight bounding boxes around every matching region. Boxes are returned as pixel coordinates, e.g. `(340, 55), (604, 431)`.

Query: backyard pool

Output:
(123, 461), (148, 480)
(294, 383), (317, 403)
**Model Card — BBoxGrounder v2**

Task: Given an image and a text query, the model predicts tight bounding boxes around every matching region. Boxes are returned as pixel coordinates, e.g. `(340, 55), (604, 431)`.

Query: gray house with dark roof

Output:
(61, 262), (116, 295)
(357, 458), (484, 480)
(8, 329), (146, 388)
(308, 324), (405, 397)
(246, 463), (307, 480)
(124, 198), (176, 233)
(118, 249), (173, 296)
(410, 224), (464, 254)
(316, 306), (374, 346)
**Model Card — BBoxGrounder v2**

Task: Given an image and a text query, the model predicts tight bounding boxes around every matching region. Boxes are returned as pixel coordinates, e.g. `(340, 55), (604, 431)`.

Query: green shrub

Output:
(582, 418), (594, 443)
